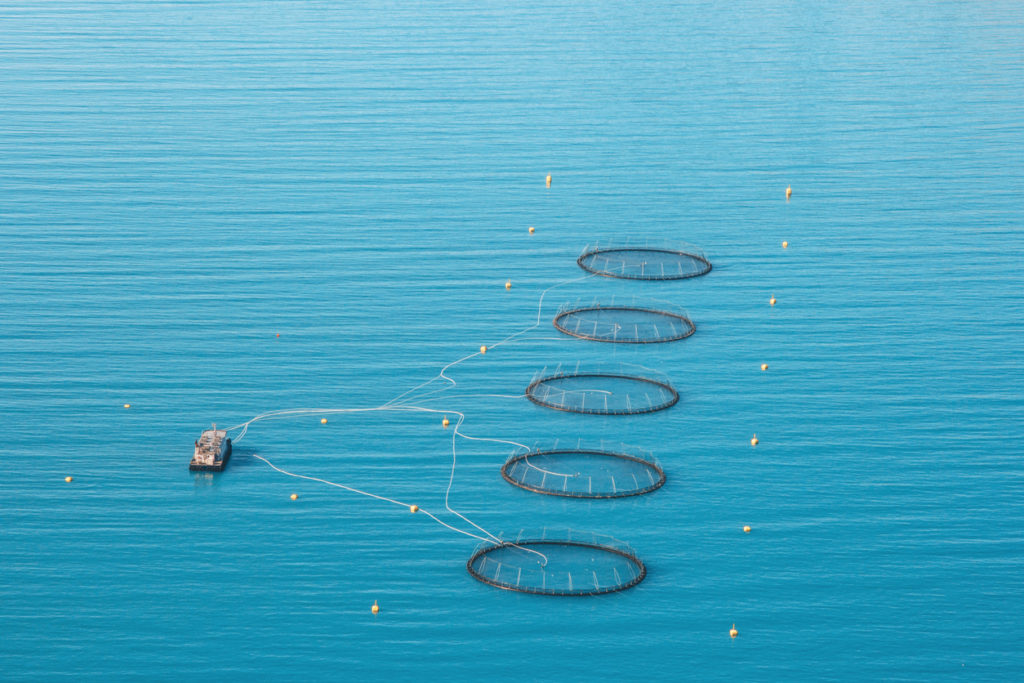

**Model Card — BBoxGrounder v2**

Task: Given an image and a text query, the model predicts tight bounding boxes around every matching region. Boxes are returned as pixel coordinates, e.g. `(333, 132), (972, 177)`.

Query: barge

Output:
(189, 425), (231, 472)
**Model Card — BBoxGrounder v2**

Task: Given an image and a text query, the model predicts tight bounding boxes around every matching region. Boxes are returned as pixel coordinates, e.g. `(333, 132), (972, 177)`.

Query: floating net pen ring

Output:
(525, 369), (679, 416)
(502, 444), (666, 498)
(467, 537), (647, 596)
(577, 242), (712, 281)
(553, 301), (695, 344)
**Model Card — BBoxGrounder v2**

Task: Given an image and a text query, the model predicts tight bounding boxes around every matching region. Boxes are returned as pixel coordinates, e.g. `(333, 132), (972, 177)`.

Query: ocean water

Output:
(2, 1), (1023, 679)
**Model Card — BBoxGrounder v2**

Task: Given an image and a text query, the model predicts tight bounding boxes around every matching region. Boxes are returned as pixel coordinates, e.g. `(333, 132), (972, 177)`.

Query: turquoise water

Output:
(3, 1), (1023, 679)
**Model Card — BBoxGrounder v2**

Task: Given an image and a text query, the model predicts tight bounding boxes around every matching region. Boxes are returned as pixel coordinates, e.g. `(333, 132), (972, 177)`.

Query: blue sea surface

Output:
(2, 1), (1023, 680)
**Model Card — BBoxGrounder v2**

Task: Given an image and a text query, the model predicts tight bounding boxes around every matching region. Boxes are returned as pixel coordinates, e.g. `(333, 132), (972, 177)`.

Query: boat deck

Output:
(190, 428), (231, 471)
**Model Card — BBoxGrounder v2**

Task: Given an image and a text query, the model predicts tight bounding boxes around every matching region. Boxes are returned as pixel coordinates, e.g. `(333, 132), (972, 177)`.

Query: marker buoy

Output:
(65, 476), (73, 483)
(505, 279), (511, 290)
(528, 226), (535, 234)
(276, 333), (280, 337)
(123, 404), (131, 409)
(743, 525), (751, 533)
(410, 505), (419, 513)
(730, 624), (738, 638)
(320, 418), (328, 424)
(480, 345), (487, 354)
(786, 185), (792, 200)
(442, 416), (449, 428)
(782, 241), (788, 249)
(545, 174), (552, 188)
(290, 493), (298, 501)
(761, 363), (768, 371)
(371, 600), (379, 614)
(750, 435), (759, 446)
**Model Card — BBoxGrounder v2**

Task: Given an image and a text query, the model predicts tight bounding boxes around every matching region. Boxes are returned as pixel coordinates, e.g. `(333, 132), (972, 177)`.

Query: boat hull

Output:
(189, 437), (231, 471)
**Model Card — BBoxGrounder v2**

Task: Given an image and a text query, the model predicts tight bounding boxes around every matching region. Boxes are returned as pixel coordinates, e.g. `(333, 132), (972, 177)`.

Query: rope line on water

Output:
(384, 274), (595, 408)
(222, 273), (597, 563)
(251, 452), (494, 545)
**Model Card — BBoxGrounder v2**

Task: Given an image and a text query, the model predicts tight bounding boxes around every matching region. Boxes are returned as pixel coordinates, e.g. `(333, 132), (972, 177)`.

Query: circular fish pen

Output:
(466, 530), (646, 596)
(553, 297), (695, 344)
(525, 363), (679, 415)
(577, 240), (712, 281)
(502, 441), (665, 498)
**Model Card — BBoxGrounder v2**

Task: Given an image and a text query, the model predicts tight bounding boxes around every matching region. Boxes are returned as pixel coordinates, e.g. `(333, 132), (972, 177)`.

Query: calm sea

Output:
(2, 1), (1023, 680)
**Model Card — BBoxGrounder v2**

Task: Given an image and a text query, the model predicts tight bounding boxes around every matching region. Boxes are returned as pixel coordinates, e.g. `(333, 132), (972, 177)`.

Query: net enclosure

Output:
(467, 530), (646, 596)
(577, 239), (712, 281)
(526, 363), (679, 415)
(553, 296), (695, 344)
(502, 440), (665, 498)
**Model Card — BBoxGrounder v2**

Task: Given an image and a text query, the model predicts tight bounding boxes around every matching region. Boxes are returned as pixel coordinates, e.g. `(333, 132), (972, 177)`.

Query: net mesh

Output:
(577, 239), (712, 281)
(467, 529), (646, 596)
(553, 296), (695, 343)
(525, 363), (679, 415)
(502, 440), (665, 498)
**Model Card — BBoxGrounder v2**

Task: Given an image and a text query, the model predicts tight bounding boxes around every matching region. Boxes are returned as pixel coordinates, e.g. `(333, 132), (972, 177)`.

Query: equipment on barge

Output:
(190, 424), (231, 472)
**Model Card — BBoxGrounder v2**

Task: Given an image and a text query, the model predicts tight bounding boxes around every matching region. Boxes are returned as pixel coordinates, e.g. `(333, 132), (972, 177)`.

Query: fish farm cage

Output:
(501, 440), (666, 499)
(466, 529), (646, 596)
(577, 239), (712, 281)
(525, 362), (679, 416)
(553, 296), (696, 344)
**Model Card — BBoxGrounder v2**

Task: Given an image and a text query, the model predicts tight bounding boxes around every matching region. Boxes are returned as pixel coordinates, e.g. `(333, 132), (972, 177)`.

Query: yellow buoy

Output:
(123, 403), (131, 409)
(442, 416), (449, 428)
(786, 185), (792, 200)
(782, 240), (788, 249)
(410, 505), (419, 513)
(320, 418), (328, 424)
(730, 624), (739, 638)
(505, 279), (511, 290)
(761, 363), (768, 371)
(545, 174), (552, 188)
(290, 493), (298, 501)
(743, 525), (751, 533)
(480, 345), (487, 354)
(769, 296), (776, 306)
(371, 600), (380, 614)
(528, 226), (535, 234)
(65, 476), (73, 483)
(751, 434), (759, 446)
